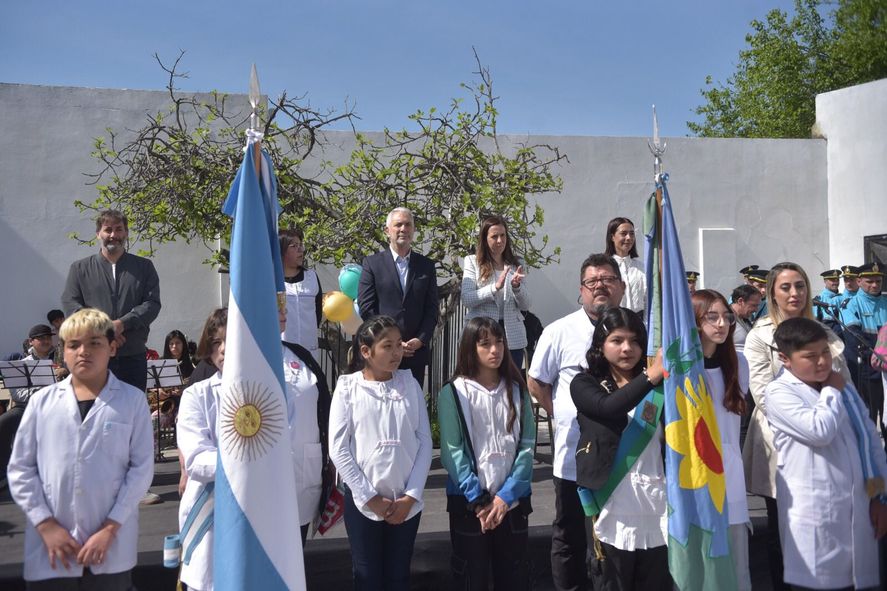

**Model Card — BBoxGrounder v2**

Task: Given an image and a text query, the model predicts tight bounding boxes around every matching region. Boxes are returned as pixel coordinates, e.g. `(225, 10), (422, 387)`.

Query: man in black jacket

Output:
(61, 209), (161, 392)
(357, 207), (439, 387)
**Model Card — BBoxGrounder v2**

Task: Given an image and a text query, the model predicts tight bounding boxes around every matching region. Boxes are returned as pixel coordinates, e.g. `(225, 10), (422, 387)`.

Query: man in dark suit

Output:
(358, 207), (439, 387)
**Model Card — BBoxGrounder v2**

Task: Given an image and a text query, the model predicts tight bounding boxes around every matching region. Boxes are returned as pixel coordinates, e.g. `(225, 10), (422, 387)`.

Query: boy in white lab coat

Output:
(9, 308), (154, 590)
(766, 317), (887, 590)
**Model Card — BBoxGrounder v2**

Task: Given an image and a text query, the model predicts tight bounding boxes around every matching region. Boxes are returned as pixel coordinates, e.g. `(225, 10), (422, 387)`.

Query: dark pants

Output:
(26, 568), (132, 590)
(109, 354), (148, 393)
(449, 505), (531, 590)
(0, 405), (25, 480)
(300, 522), (309, 546)
(399, 354), (427, 390)
(765, 496), (790, 591)
(597, 542), (670, 591)
(510, 349), (525, 372)
(344, 488), (421, 591)
(859, 378), (885, 429)
(551, 477), (588, 591)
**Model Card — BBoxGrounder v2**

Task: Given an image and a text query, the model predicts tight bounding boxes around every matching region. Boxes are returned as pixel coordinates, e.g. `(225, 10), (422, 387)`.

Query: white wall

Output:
(0, 84), (228, 356)
(815, 78), (887, 269)
(0, 83), (847, 355)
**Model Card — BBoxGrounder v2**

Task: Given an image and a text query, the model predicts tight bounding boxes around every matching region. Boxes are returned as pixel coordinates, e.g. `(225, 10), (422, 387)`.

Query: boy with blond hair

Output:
(8, 308), (153, 589)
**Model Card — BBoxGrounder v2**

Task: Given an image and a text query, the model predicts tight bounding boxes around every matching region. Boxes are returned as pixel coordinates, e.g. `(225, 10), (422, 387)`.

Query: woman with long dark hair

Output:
(461, 215), (531, 369)
(162, 329), (194, 382)
(570, 307), (669, 590)
(438, 317), (536, 589)
(692, 289), (751, 590)
(604, 217), (645, 316)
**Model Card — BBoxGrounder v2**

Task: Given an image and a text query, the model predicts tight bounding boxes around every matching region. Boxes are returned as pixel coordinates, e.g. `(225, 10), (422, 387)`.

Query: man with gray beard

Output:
(528, 253), (626, 591)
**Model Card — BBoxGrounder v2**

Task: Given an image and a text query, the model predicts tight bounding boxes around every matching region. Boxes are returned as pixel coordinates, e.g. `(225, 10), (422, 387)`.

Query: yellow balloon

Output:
(323, 291), (354, 322)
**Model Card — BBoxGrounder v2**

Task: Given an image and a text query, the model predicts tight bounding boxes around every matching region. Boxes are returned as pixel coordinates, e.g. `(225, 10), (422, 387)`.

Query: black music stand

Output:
(0, 359), (57, 393)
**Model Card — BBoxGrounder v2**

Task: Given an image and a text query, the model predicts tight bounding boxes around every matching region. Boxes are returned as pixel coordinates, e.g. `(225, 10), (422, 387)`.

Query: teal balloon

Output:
(338, 264), (362, 300)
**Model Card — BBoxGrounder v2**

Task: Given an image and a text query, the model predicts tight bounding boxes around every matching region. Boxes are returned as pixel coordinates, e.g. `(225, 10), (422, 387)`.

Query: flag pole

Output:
(647, 105), (667, 357)
(248, 64), (286, 314)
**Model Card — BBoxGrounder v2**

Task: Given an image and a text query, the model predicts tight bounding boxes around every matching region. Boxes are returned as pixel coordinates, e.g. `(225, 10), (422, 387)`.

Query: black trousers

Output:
(551, 477), (588, 591)
(765, 496), (790, 591)
(109, 354), (148, 393)
(0, 405), (25, 479)
(449, 504), (531, 590)
(595, 542), (670, 591)
(26, 569), (132, 591)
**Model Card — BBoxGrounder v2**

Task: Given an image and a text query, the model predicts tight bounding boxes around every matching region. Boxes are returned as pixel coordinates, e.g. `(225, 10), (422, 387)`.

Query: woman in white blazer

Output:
(605, 217), (646, 316)
(741, 262), (851, 591)
(461, 215), (531, 369)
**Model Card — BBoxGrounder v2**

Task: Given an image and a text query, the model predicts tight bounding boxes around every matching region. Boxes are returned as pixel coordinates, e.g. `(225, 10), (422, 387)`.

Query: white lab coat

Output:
(283, 346), (323, 526)
(328, 369), (432, 521)
(177, 373), (222, 591)
(8, 373), (154, 581)
(766, 369), (886, 589)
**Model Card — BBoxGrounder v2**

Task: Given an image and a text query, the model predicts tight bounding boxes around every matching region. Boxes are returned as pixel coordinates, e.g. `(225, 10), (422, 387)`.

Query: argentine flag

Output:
(216, 134), (306, 589)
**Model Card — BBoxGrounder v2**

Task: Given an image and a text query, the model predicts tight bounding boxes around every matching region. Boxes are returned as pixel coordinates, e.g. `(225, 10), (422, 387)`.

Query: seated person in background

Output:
(163, 329), (195, 383)
(0, 325), (60, 489)
(765, 317), (887, 590)
(8, 309), (154, 589)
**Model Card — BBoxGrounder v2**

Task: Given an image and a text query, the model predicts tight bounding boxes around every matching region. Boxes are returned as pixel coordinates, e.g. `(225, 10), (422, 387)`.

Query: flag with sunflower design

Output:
(644, 175), (736, 590)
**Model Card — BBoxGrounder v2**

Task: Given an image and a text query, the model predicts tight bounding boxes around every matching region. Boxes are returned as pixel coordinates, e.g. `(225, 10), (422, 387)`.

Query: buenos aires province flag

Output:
(215, 137), (306, 589)
(644, 175), (736, 590)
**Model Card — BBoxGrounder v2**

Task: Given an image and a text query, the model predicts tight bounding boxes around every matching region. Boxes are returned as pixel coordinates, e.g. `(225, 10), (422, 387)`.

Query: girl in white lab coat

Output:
(692, 290), (752, 590)
(328, 315), (432, 591)
(177, 308), (228, 591)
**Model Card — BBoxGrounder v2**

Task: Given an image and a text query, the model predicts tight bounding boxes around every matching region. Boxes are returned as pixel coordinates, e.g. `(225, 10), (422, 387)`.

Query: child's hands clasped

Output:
(476, 496), (509, 533)
(384, 495), (416, 525)
(77, 520), (120, 566)
(366, 495), (394, 520)
(36, 518), (81, 570)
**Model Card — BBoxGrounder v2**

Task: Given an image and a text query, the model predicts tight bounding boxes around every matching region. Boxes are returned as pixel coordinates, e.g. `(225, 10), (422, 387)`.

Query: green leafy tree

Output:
(78, 51), (566, 291)
(689, 0), (887, 138)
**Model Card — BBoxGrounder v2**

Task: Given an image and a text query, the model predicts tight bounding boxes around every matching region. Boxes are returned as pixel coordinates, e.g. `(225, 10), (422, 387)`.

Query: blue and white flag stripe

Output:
(214, 137), (305, 590)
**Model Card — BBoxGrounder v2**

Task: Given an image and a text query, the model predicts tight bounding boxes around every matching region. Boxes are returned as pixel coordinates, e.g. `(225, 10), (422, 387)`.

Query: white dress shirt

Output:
(594, 420), (668, 551)
(9, 372), (154, 581)
(527, 308), (596, 481)
(390, 247), (410, 293)
(612, 254), (646, 314)
(707, 355), (751, 525)
(329, 369), (432, 521)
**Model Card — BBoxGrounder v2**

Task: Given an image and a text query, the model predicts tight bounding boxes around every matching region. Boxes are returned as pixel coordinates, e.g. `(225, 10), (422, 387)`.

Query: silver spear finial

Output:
(249, 64), (261, 131)
(646, 104), (667, 181)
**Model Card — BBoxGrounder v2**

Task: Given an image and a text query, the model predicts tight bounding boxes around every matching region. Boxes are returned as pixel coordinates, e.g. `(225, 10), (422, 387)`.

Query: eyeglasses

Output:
(702, 312), (736, 326)
(581, 276), (620, 289)
(288, 243), (306, 252)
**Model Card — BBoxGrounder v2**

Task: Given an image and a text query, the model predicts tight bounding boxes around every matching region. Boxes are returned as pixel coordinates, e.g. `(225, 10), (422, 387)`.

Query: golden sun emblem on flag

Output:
(664, 375), (727, 513)
(220, 380), (285, 462)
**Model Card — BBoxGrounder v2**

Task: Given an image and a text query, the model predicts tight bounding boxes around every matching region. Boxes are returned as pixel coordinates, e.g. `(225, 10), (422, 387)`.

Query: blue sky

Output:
(2, 0), (797, 137)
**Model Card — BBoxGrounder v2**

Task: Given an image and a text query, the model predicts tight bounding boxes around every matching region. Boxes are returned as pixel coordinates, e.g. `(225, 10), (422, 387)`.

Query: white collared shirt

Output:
(329, 369), (432, 521)
(389, 246), (410, 292)
(9, 372), (154, 581)
(528, 307), (596, 481)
